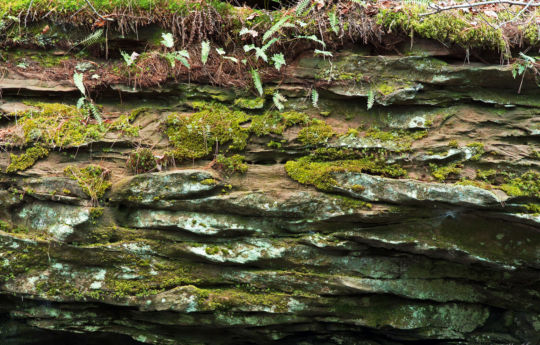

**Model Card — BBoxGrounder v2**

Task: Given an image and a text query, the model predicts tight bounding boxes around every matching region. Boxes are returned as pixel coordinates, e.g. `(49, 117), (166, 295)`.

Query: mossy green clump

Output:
(126, 148), (157, 174)
(8, 103), (106, 148)
(285, 155), (406, 191)
(109, 114), (140, 137)
(165, 102), (250, 160)
(466, 142), (485, 161)
(196, 288), (290, 313)
(64, 165), (112, 203)
(499, 170), (540, 197)
(448, 140), (459, 148)
(365, 128), (428, 152)
(297, 119), (335, 146)
(523, 203), (540, 215)
(430, 163), (462, 182)
(5, 145), (49, 173)
(250, 110), (309, 136)
(215, 154), (248, 175)
(234, 97), (265, 110)
(377, 7), (508, 52)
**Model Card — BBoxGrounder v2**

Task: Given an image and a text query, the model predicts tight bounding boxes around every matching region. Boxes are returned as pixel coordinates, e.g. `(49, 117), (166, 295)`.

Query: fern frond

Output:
(73, 72), (85, 96)
(79, 29), (103, 47)
(271, 53), (286, 71)
(367, 89), (375, 110)
(295, 0), (311, 16)
(273, 92), (286, 111)
(311, 89), (319, 108)
(329, 11), (339, 35)
(201, 41), (210, 65)
(251, 69), (264, 96)
(263, 16), (290, 43)
(314, 49), (333, 57)
(161, 32), (175, 48)
(297, 35), (326, 47)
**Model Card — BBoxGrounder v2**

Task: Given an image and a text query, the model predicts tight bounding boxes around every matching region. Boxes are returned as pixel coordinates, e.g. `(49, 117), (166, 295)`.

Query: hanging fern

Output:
(201, 41), (210, 65)
(161, 32), (175, 48)
(263, 16), (290, 43)
(329, 11), (339, 35)
(79, 29), (103, 47)
(273, 92), (286, 111)
(251, 69), (264, 96)
(314, 49), (333, 57)
(271, 53), (286, 71)
(73, 72), (85, 96)
(311, 89), (319, 108)
(297, 35), (326, 47)
(367, 89), (375, 110)
(295, 0), (311, 16)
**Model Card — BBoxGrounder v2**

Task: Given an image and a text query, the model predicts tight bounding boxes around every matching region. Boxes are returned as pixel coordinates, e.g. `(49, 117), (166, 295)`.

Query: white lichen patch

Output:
(188, 239), (286, 264)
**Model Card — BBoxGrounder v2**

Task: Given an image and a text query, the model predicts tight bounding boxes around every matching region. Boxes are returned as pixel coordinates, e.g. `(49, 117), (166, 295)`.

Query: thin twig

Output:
(421, 0), (540, 16)
(84, 0), (114, 21)
(24, 0), (34, 27)
(498, 0), (536, 27)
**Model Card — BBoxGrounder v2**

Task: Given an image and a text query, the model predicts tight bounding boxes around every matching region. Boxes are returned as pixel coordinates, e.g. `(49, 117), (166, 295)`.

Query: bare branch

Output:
(421, 0), (540, 16)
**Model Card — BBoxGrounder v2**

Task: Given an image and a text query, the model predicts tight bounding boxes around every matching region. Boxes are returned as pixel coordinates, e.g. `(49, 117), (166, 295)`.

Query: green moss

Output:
(430, 163), (462, 182)
(5, 145), (49, 173)
(64, 165), (112, 203)
(377, 7), (508, 52)
(499, 170), (540, 197)
(234, 97), (265, 110)
(523, 203), (540, 215)
(476, 169), (497, 181)
(166, 102), (250, 160)
(365, 128), (428, 152)
(466, 142), (485, 161)
(250, 110), (309, 136)
(297, 119), (335, 146)
(109, 114), (140, 137)
(200, 178), (218, 185)
(7, 103), (106, 148)
(215, 154), (248, 174)
(448, 140), (459, 148)
(285, 155), (406, 191)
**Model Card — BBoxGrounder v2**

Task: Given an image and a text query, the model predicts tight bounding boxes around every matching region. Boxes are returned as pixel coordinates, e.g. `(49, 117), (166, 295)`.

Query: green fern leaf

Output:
(73, 72), (85, 96)
(295, 0), (311, 16)
(161, 33), (175, 48)
(329, 11), (339, 35)
(263, 16), (290, 43)
(314, 49), (333, 57)
(367, 89), (375, 110)
(271, 53), (286, 71)
(297, 35), (326, 47)
(79, 29), (103, 47)
(201, 41), (210, 65)
(273, 92), (286, 111)
(251, 69), (264, 96)
(311, 89), (319, 108)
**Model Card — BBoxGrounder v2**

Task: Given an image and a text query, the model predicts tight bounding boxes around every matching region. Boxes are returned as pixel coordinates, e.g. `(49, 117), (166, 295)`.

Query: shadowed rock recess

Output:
(1, 2), (540, 345)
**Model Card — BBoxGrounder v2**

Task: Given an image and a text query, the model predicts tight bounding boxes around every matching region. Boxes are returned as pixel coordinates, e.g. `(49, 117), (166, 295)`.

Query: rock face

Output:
(1, 44), (539, 345)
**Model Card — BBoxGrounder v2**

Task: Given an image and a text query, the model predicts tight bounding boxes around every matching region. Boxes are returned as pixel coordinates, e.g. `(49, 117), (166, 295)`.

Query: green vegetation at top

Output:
(0, 0), (537, 54)
(0, 0), (233, 14)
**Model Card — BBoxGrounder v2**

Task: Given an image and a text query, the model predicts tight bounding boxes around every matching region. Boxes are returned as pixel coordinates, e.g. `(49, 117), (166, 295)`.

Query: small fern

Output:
(367, 89), (375, 110)
(161, 32), (175, 48)
(329, 11), (339, 35)
(273, 92), (286, 111)
(271, 53), (286, 71)
(314, 49), (333, 57)
(263, 16), (290, 43)
(73, 72), (85, 96)
(295, 0), (311, 16)
(311, 89), (319, 108)
(251, 69), (264, 96)
(297, 35), (326, 47)
(79, 29), (103, 47)
(201, 41), (210, 65)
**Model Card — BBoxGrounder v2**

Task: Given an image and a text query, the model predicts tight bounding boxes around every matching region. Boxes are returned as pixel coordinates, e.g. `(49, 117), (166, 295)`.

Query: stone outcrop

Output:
(0, 43), (539, 345)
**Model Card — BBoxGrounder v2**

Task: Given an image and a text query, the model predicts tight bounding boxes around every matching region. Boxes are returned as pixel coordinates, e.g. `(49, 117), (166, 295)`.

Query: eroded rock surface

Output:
(0, 46), (539, 345)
